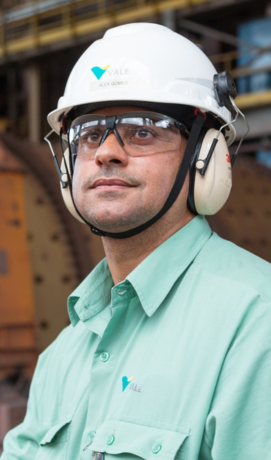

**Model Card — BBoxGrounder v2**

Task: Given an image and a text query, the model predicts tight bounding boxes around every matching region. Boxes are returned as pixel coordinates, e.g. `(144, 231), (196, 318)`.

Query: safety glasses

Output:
(69, 112), (187, 158)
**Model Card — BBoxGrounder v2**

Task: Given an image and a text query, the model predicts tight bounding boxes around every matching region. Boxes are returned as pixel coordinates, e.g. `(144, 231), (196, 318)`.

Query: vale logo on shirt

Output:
(122, 376), (142, 393)
(122, 376), (134, 391)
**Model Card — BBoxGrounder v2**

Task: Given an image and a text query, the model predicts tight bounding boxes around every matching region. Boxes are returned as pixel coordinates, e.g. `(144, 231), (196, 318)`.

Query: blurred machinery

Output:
(0, 132), (105, 349)
(0, 0), (271, 450)
(0, 140), (37, 447)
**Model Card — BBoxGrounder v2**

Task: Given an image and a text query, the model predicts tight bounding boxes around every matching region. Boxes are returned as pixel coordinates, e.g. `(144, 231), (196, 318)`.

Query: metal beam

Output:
(178, 18), (260, 50)
(233, 102), (271, 140)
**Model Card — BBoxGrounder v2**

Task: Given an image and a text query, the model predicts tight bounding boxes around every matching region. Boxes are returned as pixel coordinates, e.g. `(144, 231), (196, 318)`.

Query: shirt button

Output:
(106, 434), (115, 445)
(152, 444), (162, 454)
(100, 352), (110, 362)
(88, 431), (96, 441)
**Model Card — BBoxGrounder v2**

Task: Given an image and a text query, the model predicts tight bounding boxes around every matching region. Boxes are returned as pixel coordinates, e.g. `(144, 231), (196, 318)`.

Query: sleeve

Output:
(1, 339), (59, 459)
(199, 298), (271, 460)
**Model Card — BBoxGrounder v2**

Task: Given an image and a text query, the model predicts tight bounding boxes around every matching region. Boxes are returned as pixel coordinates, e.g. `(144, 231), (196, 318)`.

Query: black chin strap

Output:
(71, 112), (206, 239)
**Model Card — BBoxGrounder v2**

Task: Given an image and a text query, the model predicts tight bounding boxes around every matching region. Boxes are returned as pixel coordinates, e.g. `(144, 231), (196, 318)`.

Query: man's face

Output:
(72, 106), (190, 233)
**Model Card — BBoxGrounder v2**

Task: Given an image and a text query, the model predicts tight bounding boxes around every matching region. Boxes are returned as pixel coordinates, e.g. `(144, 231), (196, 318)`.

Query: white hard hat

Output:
(45, 22), (246, 238)
(48, 22), (236, 145)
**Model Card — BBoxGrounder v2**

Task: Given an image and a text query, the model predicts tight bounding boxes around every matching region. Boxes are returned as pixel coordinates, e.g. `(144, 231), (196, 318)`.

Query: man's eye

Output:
(81, 130), (101, 143)
(88, 132), (101, 143)
(134, 129), (153, 139)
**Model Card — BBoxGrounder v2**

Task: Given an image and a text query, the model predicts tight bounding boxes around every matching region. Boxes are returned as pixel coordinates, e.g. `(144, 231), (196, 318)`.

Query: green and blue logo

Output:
(91, 65), (110, 80)
(122, 375), (134, 391)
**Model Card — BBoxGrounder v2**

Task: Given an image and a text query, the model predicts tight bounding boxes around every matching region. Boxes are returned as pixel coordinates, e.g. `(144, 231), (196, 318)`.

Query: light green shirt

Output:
(2, 216), (271, 460)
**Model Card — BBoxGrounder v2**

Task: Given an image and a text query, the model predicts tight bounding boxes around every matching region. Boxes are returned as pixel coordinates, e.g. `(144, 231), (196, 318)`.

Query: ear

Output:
(60, 149), (85, 223)
(188, 129), (232, 215)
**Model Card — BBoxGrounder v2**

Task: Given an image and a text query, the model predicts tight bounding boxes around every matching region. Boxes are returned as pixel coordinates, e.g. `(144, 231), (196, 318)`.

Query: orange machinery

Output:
(0, 139), (38, 449)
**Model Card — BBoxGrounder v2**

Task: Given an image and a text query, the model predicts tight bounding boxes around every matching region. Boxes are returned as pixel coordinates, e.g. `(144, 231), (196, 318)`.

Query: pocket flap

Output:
(40, 418), (72, 445)
(91, 420), (190, 460)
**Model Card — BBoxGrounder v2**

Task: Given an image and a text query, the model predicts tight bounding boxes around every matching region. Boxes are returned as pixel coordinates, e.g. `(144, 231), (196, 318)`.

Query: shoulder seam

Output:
(191, 260), (270, 304)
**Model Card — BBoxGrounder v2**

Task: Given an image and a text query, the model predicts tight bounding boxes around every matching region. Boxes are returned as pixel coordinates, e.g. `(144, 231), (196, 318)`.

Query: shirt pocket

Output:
(89, 419), (191, 460)
(34, 417), (72, 460)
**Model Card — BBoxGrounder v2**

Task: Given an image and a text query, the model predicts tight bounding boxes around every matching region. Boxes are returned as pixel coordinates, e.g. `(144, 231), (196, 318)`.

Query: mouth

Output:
(91, 178), (135, 190)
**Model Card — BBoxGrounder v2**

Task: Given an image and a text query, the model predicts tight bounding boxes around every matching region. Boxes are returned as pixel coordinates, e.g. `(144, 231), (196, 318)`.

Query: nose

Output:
(95, 132), (128, 167)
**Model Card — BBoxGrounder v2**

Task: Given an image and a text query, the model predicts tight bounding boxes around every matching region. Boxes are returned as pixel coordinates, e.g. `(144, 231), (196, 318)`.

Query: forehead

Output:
(90, 106), (157, 116)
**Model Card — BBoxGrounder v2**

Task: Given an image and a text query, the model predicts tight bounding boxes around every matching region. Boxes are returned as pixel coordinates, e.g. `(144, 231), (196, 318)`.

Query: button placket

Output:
(85, 283), (134, 454)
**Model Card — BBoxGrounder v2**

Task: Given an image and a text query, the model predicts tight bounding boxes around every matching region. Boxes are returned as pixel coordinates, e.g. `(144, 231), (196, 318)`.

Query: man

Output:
(2, 23), (271, 460)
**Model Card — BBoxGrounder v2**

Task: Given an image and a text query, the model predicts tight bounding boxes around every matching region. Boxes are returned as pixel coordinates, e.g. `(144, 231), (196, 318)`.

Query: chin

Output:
(82, 212), (127, 230)
(83, 211), (143, 233)
(79, 202), (158, 232)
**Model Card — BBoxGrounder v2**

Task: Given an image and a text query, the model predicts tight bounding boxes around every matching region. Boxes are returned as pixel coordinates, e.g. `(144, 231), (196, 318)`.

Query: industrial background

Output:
(0, 0), (271, 450)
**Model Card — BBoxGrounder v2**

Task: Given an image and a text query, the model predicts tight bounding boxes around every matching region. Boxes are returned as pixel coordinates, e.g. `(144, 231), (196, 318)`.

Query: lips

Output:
(91, 178), (133, 188)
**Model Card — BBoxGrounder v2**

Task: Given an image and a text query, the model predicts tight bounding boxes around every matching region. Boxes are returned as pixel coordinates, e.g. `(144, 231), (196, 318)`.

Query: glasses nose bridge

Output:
(99, 115), (124, 148)
(94, 125), (128, 166)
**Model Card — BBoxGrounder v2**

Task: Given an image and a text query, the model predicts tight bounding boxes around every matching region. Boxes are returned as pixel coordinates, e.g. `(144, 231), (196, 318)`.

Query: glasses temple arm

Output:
(44, 130), (68, 188)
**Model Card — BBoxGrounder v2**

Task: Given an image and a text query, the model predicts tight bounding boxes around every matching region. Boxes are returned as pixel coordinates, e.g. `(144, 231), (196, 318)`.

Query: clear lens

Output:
(69, 112), (182, 158)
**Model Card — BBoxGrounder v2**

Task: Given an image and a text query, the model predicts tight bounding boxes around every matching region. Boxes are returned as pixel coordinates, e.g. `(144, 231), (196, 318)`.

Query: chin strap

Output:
(71, 112), (206, 239)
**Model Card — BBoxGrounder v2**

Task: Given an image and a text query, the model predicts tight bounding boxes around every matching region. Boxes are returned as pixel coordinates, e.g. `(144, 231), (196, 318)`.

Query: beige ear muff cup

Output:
(60, 149), (85, 223)
(189, 129), (232, 215)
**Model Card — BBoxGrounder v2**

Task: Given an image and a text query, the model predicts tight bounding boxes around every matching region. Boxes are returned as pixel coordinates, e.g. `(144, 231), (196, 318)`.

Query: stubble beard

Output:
(73, 168), (165, 233)
(75, 190), (164, 232)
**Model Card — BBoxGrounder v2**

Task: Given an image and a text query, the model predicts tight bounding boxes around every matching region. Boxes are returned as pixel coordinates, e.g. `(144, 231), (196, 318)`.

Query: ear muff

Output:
(188, 128), (232, 215)
(60, 149), (85, 223)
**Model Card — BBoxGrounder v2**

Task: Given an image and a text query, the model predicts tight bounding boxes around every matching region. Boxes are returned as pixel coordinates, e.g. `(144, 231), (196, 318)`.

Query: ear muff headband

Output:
(60, 149), (85, 223)
(188, 128), (232, 215)
(188, 128), (208, 214)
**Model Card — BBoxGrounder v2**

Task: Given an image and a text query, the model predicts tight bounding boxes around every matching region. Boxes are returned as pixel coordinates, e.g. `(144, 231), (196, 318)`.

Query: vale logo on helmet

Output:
(91, 65), (130, 80)
(91, 65), (110, 80)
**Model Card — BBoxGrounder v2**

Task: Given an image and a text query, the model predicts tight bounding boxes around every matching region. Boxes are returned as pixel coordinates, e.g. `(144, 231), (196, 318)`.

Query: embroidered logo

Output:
(129, 382), (142, 393)
(91, 65), (110, 80)
(122, 375), (134, 391)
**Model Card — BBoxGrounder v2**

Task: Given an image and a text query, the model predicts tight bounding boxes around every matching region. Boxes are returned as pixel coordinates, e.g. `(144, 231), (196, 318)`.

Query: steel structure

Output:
(1, 0), (271, 111)
(0, 0), (212, 58)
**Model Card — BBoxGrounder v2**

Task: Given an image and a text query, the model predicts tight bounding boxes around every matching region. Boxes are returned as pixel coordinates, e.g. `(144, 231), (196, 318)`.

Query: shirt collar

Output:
(68, 216), (212, 325)
(127, 215), (212, 317)
(68, 258), (113, 326)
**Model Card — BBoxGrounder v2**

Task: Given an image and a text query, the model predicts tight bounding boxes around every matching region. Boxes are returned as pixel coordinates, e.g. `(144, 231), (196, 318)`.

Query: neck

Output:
(102, 210), (194, 285)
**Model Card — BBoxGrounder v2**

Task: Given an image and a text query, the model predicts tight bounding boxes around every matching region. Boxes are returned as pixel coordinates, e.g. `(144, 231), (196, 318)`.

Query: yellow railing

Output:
(0, 0), (213, 57)
(1, 0), (271, 109)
